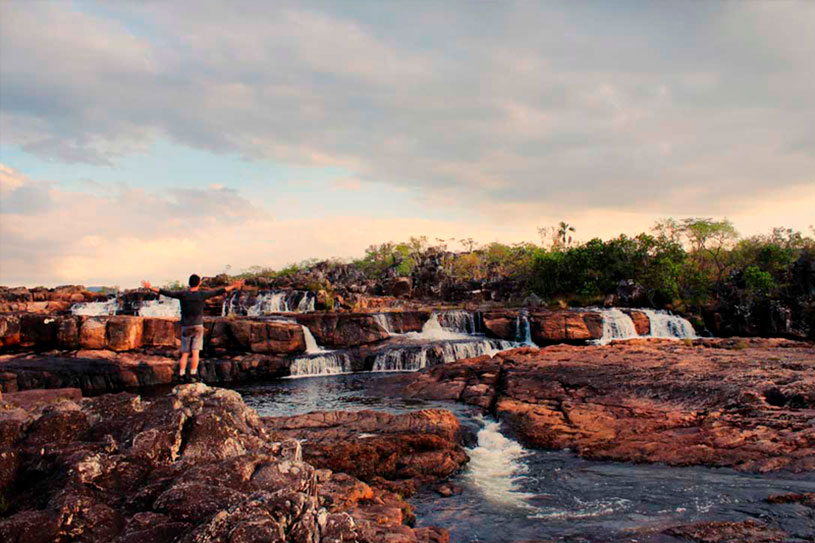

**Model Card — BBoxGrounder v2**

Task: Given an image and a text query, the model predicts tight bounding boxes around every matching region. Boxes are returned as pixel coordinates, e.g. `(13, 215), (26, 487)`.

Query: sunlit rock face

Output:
(391, 338), (815, 473)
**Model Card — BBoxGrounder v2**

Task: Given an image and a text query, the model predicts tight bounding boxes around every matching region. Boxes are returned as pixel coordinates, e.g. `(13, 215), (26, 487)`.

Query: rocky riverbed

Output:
(383, 338), (815, 473)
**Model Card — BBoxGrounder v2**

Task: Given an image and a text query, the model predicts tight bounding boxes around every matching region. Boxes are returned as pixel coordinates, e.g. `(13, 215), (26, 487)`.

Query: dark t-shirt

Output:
(159, 288), (226, 327)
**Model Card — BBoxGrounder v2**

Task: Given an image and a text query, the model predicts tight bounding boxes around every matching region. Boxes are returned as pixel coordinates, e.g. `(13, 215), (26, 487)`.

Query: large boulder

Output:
(106, 316), (144, 351)
(295, 314), (388, 348)
(228, 319), (305, 354)
(0, 315), (21, 348)
(142, 318), (179, 347)
(80, 317), (107, 349)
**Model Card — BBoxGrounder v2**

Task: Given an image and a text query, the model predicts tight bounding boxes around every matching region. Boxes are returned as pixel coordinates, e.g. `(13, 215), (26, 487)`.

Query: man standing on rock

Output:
(140, 275), (244, 381)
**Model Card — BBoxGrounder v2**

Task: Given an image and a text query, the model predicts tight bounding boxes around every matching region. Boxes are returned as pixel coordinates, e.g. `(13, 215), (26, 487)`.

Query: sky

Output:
(1, 0), (813, 288)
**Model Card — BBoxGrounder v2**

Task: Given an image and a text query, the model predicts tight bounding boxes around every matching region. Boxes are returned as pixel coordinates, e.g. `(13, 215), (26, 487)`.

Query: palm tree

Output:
(557, 221), (576, 248)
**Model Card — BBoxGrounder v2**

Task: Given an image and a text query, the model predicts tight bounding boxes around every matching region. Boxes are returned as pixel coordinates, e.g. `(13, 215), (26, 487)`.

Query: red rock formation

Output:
(392, 338), (815, 472)
(623, 309), (651, 336)
(0, 384), (450, 543)
(481, 310), (604, 343)
(295, 313), (389, 348)
(264, 409), (468, 497)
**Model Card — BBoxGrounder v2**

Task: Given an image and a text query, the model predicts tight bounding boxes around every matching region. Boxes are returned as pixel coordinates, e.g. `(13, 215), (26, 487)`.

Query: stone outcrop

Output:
(388, 338), (815, 472)
(294, 314), (389, 349)
(0, 384), (451, 543)
(1, 314), (307, 356)
(264, 409), (468, 497)
(481, 310), (605, 344)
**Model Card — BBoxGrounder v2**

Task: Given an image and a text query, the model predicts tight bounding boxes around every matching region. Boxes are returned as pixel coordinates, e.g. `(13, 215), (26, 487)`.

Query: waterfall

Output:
(373, 313), (394, 335)
(247, 292), (289, 315)
(405, 313), (471, 340)
(372, 339), (514, 372)
(301, 325), (326, 354)
(515, 314), (535, 346)
(640, 309), (697, 340)
(295, 292), (316, 312)
(289, 352), (351, 377)
(221, 291), (240, 316)
(234, 291), (315, 315)
(372, 348), (428, 372)
(138, 297), (181, 317)
(70, 299), (118, 316)
(593, 308), (640, 345)
(438, 310), (478, 334)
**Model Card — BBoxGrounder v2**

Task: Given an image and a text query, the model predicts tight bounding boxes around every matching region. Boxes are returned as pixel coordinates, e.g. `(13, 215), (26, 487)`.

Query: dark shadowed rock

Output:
(0, 383), (448, 542)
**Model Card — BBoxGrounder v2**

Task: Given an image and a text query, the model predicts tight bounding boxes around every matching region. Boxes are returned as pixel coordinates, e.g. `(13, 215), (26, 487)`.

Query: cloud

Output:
(2, 1), (813, 216)
(1, 2), (814, 288)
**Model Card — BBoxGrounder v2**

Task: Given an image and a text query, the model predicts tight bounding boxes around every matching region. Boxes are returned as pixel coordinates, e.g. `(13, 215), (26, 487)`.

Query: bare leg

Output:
(179, 352), (189, 377)
(190, 350), (200, 375)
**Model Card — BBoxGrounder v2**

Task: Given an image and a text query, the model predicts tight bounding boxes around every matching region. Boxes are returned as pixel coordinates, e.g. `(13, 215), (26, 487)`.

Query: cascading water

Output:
(640, 309), (697, 340)
(592, 308), (640, 345)
(70, 299), (118, 316)
(301, 325), (325, 354)
(137, 297), (181, 317)
(230, 291), (315, 315)
(373, 313), (394, 335)
(371, 339), (514, 372)
(247, 292), (288, 315)
(515, 313), (535, 346)
(289, 352), (351, 377)
(438, 310), (479, 335)
(464, 417), (535, 508)
(405, 313), (471, 341)
(287, 325), (352, 377)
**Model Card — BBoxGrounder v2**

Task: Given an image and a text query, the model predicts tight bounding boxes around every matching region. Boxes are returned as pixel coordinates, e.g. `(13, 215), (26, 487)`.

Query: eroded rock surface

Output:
(390, 338), (815, 472)
(0, 384), (449, 543)
(264, 409), (469, 497)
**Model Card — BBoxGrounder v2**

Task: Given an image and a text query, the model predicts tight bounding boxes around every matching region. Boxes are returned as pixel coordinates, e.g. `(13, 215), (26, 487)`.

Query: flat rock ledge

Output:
(0, 384), (451, 543)
(384, 337), (815, 473)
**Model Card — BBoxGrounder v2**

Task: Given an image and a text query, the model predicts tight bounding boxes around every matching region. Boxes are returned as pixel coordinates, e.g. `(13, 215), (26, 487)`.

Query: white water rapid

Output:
(70, 299), (118, 316)
(463, 417), (535, 508)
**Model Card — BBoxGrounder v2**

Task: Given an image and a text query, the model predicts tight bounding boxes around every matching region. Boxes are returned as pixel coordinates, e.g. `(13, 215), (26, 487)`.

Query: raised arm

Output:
(141, 280), (182, 299)
(202, 279), (244, 299)
(225, 279), (245, 293)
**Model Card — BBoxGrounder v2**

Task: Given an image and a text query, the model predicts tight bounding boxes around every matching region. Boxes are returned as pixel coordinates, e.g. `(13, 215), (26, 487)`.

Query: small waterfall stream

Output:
(373, 313), (395, 335)
(641, 309), (697, 340)
(288, 325), (351, 377)
(592, 308), (640, 345)
(515, 313), (535, 346)
(137, 297), (181, 317)
(70, 299), (119, 316)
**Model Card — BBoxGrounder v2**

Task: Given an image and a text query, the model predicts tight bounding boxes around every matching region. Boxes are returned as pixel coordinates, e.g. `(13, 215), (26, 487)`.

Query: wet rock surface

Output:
(386, 338), (815, 473)
(0, 383), (450, 543)
(264, 409), (469, 497)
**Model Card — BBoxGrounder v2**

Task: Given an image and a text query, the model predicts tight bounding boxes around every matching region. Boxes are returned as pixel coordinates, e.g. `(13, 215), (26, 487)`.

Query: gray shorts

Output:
(181, 325), (204, 353)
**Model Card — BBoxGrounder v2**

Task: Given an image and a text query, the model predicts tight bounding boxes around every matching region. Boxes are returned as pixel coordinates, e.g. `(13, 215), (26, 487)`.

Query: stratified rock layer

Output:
(0, 384), (450, 543)
(392, 338), (815, 472)
(265, 409), (469, 497)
